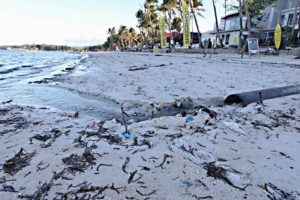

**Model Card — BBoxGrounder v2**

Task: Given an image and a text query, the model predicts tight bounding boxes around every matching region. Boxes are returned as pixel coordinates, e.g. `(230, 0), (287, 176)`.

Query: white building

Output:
(278, 0), (300, 29)
(204, 0), (300, 48)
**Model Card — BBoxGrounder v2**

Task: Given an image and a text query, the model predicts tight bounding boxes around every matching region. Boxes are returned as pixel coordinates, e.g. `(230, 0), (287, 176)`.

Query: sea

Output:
(0, 49), (120, 120)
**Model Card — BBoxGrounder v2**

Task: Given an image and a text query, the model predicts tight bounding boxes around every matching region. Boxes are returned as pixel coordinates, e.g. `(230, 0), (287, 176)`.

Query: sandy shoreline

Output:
(55, 52), (299, 103)
(1, 52), (300, 199)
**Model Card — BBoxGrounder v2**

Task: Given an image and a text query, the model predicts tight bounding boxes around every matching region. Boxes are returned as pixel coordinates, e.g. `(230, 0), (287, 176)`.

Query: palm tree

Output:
(128, 27), (138, 47)
(136, 9), (147, 44)
(107, 27), (117, 50)
(238, 0), (244, 49)
(171, 16), (182, 32)
(212, 0), (224, 47)
(243, 0), (252, 37)
(161, 0), (178, 49)
(177, 0), (184, 19)
(144, 0), (159, 45)
(118, 25), (129, 50)
(188, 0), (205, 47)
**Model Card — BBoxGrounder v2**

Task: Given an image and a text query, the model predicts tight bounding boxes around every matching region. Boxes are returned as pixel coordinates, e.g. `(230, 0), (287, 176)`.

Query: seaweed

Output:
(3, 148), (36, 175)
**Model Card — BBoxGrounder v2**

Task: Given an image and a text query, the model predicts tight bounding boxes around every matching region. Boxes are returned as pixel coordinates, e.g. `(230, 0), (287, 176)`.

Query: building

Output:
(277, 0), (300, 31)
(259, 0), (300, 44)
(217, 13), (247, 47)
(205, 0), (300, 48)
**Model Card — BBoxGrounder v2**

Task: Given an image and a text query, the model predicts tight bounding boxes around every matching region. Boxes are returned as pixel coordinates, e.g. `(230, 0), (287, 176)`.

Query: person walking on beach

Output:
(203, 38), (212, 58)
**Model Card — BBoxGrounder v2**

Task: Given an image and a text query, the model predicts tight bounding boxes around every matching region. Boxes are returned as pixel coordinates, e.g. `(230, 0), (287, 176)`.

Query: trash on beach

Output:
(68, 111), (79, 118)
(185, 115), (194, 123)
(181, 180), (192, 188)
(3, 148), (36, 175)
(223, 121), (246, 135)
(205, 162), (250, 190)
(122, 131), (131, 140)
(261, 182), (300, 200)
(174, 139), (215, 165)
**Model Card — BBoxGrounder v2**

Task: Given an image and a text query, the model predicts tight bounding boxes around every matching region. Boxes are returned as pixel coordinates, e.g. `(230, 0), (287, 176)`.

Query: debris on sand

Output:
(155, 154), (173, 169)
(67, 111), (79, 118)
(0, 116), (29, 130)
(30, 134), (52, 143)
(3, 148), (36, 175)
(136, 189), (157, 197)
(30, 128), (63, 148)
(62, 150), (96, 174)
(54, 182), (122, 199)
(129, 66), (149, 71)
(205, 162), (250, 190)
(74, 123), (122, 147)
(261, 182), (300, 200)
(0, 108), (11, 115)
(122, 157), (130, 174)
(0, 184), (18, 193)
(18, 169), (66, 199)
(1, 99), (13, 104)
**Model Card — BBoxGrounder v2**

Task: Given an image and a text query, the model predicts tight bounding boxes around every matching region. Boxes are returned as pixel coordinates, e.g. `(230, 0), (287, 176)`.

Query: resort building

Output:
(204, 0), (300, 48)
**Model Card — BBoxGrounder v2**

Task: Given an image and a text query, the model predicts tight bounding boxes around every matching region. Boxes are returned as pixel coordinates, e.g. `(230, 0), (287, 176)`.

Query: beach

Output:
(1, 52), (300, 199)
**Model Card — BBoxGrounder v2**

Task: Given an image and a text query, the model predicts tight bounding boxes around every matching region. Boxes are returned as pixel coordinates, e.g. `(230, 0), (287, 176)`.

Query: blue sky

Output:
(0, 0), (225, 46)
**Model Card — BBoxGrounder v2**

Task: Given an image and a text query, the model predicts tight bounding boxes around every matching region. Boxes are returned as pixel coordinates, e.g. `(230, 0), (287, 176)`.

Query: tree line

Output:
(104, 0), (293, 51)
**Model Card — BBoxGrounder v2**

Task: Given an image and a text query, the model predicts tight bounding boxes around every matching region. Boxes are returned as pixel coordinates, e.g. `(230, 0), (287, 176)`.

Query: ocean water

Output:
(0, 50), (83, 85)
(0, 50), (121, 120)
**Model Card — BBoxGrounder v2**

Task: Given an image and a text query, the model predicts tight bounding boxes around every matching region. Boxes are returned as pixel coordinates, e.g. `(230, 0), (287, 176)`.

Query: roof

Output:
(221, 12), (241, 20)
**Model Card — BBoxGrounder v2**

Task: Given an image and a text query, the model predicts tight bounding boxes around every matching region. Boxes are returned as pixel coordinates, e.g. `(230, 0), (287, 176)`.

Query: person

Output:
(204, 38), (212, 58)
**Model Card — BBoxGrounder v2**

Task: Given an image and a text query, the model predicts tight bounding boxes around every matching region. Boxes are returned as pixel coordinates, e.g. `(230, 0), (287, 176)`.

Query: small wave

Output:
(0, 67), (20, 74)
(0, 64), (3, 67)
(21, 65), (33, 68)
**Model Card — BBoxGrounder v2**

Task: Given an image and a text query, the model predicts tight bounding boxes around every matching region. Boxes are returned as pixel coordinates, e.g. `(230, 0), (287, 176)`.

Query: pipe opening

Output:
(224, 95), (243, 105)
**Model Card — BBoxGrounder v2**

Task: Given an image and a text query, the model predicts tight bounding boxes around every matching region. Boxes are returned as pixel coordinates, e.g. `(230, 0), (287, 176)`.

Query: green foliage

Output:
(171, 17), (182, 32)
(226, 0), (276, 17)
(245, 0), (276, 17)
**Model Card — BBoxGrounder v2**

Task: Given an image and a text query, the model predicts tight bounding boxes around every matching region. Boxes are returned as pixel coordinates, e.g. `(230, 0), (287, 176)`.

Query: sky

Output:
(0, 0), (225, 46)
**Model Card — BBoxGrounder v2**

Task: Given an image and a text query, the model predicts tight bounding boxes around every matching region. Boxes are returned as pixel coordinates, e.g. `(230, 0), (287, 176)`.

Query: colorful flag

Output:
(182, 1), (191, 48)
(159, 16), (167, 49)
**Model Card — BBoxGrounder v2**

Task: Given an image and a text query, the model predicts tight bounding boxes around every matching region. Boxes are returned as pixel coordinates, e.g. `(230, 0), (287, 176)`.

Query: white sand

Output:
(57, 52), (299, 103)
(0, 52), (300, 199)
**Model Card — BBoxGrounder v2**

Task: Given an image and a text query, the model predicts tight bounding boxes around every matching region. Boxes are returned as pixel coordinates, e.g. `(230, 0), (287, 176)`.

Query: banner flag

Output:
(159, 16), (167, 49)
(182, 1), (191, 48)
